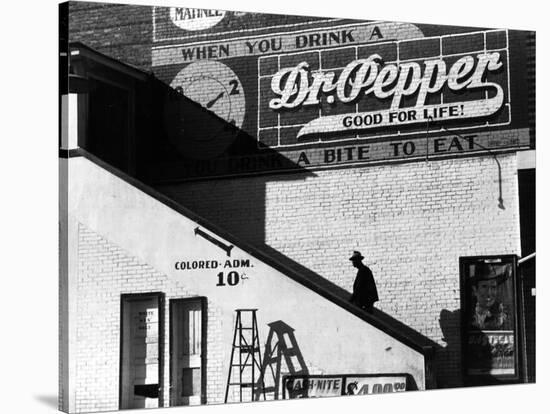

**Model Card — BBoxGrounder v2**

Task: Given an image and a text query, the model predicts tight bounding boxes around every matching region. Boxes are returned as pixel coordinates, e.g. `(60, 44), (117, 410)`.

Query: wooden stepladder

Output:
(224, 309), (266, 403)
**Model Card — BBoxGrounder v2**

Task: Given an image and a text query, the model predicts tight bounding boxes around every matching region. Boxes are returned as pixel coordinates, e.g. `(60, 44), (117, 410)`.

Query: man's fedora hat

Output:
(349, 251), (364, 261)
(471, 262), (508, 285)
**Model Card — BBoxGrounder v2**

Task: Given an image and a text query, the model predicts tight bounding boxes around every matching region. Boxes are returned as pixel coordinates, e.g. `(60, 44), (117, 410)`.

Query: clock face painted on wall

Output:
(171, 60), (246, 129)
(165, 60), (246, 160)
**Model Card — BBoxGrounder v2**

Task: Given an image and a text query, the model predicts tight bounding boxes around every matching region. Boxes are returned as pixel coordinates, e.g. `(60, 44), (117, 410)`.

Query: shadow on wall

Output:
(139, 69), (446, 388)
(437, 309), (463, 388)
(139, 74), (317, 246)
(260, 246), (443, 370)
(255, 320), (309, 400)
(68, 46), (446, 390)
(439, 308), (519, 388)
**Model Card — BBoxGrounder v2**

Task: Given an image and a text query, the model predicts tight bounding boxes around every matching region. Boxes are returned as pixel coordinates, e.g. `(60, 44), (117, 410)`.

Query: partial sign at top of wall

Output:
(153, 7), (338, 43)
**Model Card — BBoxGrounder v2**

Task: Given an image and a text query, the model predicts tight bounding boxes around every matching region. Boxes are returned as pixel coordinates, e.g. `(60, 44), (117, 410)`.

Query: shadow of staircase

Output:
(259, 244), (441, 354)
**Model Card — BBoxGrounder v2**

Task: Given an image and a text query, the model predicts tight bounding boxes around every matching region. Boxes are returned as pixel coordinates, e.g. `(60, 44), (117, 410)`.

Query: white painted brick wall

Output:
(159, 154), (521, 387)
(74, 223), (225, 412)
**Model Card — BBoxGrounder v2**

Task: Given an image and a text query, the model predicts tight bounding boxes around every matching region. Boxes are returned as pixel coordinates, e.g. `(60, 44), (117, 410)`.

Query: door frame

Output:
(169, 297), (208, 406)
(119, 292), (165, 409)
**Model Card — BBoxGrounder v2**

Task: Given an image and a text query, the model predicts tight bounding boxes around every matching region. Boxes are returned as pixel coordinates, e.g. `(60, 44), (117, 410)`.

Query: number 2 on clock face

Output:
(229, 80), (240, 95)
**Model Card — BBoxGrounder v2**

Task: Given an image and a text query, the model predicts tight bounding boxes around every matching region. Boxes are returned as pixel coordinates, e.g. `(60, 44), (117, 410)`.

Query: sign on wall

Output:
(282, 374), (409, 399)
(153, 7), (338, 43)
(460, 256), (520, 382)
(150, 9), (531, 181)
(259, 30), (510, 145)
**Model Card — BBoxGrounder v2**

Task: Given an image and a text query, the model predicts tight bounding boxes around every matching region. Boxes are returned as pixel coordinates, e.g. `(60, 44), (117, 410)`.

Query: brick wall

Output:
(66, 155), (429, 411)
(75, 222), (225, 412)
(158, 154), (521, 387)
(68, 1), (153, 71)
(64, 1), (528, 392)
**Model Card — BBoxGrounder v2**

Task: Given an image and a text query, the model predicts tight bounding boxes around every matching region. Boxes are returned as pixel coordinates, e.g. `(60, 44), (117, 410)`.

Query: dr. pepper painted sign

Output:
(150, 10), (532, 180)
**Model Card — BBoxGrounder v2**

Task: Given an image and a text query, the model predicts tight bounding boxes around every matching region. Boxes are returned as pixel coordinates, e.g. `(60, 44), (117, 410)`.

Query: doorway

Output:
(170, 297), (207, 406)
(120, 293), (164, 409)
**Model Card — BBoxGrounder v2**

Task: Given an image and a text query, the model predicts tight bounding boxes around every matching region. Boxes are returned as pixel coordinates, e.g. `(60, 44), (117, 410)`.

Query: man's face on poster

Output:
(473, 279), (498, 310)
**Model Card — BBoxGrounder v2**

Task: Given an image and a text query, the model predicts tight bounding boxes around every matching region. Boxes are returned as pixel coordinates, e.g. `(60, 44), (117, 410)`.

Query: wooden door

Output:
(120, 294), (163, 409)
(170, 298), (205, 406)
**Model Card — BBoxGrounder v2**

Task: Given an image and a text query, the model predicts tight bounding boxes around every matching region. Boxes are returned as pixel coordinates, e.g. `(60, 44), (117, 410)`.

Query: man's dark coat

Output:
(350, 264), (379, 307)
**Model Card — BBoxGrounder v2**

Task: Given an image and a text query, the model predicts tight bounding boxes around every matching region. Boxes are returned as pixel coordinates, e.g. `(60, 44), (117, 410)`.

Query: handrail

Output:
(518, 252), (536, 265)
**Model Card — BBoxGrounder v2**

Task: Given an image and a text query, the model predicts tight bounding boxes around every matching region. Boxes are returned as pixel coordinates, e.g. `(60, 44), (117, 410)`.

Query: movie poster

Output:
(461, 256), (519, 380)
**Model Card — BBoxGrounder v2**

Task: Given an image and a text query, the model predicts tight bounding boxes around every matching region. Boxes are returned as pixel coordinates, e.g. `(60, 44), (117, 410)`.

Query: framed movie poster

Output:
(460, 255), (520, 383)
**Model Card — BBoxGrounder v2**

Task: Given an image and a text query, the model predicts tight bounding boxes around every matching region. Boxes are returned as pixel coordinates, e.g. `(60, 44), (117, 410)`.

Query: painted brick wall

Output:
(158, 154), (521, 387)
(71, 191), (366, 412)
(67, 156), (429, 411)
(75, 222), (225, 412)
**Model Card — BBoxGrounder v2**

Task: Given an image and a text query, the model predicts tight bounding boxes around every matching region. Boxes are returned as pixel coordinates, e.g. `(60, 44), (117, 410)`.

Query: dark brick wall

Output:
(68, 1), (153, 71)
(518, 169), (535, 382)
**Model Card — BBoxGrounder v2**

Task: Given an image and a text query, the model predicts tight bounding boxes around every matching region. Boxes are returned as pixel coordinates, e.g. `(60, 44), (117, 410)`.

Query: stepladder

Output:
(224, 309), (266, 403)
